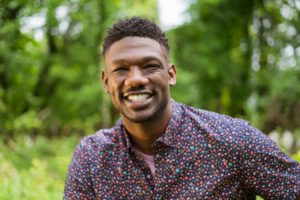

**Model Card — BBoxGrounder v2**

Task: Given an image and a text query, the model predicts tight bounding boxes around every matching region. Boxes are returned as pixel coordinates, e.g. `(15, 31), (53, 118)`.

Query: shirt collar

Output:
(117, 100), (184, 150)
(156, 100), (183, 148)
(116, 120), (133, 151)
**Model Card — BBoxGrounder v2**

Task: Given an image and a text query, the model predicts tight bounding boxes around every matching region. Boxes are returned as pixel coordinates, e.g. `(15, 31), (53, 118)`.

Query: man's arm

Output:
(238, 125), (300, 199)
(64, 138), (95, 199)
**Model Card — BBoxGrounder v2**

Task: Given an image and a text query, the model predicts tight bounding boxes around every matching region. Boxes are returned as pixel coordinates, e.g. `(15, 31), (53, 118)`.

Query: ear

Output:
(168, 64), (176, 86)
(101, 70), (109, 93)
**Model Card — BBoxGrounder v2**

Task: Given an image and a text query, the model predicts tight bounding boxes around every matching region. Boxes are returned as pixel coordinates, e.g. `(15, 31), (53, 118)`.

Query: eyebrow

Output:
(111, 56), (164, 66)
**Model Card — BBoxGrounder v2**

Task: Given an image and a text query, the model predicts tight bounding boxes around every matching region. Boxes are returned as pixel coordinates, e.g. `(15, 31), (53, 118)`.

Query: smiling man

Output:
(102, 35), (175, 155)
(64, 17), (300, 199)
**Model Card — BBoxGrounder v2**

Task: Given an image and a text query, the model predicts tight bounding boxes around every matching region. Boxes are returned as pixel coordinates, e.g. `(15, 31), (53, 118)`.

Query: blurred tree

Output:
(0, 0), (158, 138)
(251, 0), (300, 135)
(169, 0), (254, 116)
(169, 0), (300, 140)
(1, 0), (299, 150)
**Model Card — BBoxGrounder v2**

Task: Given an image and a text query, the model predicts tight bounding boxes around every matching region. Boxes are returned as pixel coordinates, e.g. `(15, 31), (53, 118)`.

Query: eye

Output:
(143, 63), (161, 72)
(112, 66), (128, 74)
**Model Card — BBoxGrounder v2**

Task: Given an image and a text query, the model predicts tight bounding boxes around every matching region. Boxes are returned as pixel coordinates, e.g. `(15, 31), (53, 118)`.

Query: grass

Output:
(0, 135), (80, 200)
(0, 135), (299, 199)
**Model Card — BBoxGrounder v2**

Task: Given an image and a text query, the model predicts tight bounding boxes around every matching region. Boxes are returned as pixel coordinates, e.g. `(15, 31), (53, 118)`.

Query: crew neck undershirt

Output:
(133, 148), (156, 177)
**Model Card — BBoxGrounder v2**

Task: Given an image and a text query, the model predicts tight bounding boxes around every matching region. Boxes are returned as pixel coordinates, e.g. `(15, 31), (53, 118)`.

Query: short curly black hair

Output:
(102, 17), (169, 55)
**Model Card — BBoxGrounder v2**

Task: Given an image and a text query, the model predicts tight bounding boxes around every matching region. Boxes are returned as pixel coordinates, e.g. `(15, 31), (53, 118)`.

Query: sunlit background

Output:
(0, 0), (299, 199)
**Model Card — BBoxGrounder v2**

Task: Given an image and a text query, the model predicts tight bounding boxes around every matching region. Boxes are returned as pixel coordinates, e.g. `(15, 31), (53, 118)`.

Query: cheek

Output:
(154, 78), (170, 94)
(108, 77), (123, 89)
(151, 71), (169, 82)
(159, 73), (170, 85)
(107, 79), (125, 100)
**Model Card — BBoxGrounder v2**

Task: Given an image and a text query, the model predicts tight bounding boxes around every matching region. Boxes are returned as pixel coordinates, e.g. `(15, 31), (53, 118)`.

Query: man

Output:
(64, 17), (300, 199)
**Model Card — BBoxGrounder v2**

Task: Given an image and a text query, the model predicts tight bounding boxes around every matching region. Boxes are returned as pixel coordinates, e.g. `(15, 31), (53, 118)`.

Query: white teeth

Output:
(127, 94), (150, 102)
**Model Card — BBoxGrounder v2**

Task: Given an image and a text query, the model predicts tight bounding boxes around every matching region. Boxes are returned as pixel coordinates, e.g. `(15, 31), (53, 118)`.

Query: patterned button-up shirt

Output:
(64, 101), (300, 199)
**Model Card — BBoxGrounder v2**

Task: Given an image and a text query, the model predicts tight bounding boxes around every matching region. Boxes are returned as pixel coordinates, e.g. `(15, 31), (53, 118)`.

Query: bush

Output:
(0, 135), (79, 200)
(0, 134), (299, 199)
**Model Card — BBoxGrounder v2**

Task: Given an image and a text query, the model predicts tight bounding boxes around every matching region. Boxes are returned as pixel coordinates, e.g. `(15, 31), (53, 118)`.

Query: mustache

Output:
(124, 85), (146, 93)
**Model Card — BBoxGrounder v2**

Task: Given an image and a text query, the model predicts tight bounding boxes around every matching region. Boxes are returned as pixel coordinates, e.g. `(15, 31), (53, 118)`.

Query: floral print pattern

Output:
(64, 101), (300, 199)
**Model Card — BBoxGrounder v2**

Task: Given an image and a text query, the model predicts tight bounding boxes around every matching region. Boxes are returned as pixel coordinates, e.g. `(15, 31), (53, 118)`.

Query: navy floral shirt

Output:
(64, 101), (300, 199)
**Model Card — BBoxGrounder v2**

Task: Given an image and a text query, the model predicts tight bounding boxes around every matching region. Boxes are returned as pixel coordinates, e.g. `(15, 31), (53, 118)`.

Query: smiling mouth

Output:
(126, 93), (152, 103)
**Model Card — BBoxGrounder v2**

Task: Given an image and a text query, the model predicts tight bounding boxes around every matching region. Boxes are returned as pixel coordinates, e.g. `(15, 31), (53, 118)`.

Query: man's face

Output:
(102, 37), (176, 123)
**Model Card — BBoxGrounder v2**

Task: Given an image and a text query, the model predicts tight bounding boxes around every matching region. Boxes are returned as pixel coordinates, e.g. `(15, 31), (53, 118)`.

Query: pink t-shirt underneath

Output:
(134, 148), (156, 177)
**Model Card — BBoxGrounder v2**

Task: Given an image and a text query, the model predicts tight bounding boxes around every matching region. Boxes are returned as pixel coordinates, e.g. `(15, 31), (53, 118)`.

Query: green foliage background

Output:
(0, 0), (299, 199)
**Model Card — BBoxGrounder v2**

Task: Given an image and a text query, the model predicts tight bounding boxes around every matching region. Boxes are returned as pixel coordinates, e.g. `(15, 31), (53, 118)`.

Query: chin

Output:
(122, 108), (163, 124)
(123, 113), (157, 123)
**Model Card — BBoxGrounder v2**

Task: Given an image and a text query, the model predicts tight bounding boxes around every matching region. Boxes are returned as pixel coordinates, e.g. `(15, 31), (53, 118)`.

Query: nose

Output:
(124, 66), (148, 87)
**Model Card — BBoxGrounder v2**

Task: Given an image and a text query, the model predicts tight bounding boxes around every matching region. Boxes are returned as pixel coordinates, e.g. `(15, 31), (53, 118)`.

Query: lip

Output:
(123, 90), (153, 98)
(122, 90), (154, 110)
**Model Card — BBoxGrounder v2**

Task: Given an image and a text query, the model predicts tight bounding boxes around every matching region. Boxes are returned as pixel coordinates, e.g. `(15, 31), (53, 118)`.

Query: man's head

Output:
(102, 17), (169, 57)
(102, 17), (176, 124)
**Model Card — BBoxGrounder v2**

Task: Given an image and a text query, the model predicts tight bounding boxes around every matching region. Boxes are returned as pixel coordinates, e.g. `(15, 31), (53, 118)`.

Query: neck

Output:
(122, 103), (172, 155)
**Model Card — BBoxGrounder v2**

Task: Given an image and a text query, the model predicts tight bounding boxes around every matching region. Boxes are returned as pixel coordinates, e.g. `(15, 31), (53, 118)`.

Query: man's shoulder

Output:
(178, 102), (249, 130)
(77, 123), (125, 153)
(178, 102), (278, 155)
(178, 102), (268, 143)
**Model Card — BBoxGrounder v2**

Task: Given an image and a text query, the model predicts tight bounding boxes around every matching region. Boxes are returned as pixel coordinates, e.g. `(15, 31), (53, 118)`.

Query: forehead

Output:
(104, 37), (168, 65)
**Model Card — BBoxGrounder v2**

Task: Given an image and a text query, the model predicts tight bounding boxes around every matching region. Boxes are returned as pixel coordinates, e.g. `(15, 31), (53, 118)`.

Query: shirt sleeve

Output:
(239, 124), (300, 199)
(64, 137), (95, 200)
